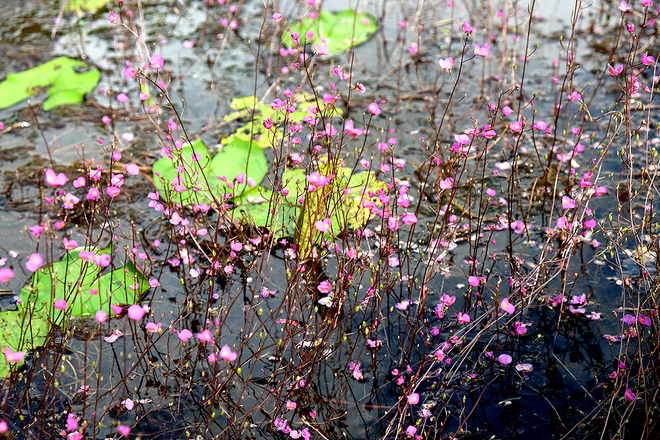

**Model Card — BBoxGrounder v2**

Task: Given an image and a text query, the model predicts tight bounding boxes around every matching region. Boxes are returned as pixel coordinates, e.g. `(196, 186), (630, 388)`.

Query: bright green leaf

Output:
(0, 57), (100, 110)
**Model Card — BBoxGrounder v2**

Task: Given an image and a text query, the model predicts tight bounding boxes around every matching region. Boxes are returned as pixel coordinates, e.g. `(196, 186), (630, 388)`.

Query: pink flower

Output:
(45, 169), (67, 187)
(474, 44), (490, 57)
(405, 426), (417, 437)
(608, 64), (623, 76)
(498, 353), (512, 365)
(624, 388), (635, 401)
(63, 193), (80, 209)
(117, 93), (129, 103)
(0, 268), (14, 283)
(178, 329), (193, 341)
(197, 329), (213, 342)
(619, 0), (630, 12)
(220, 344), (237, 361)
(556, 216), (569, 229)
(457, 312), (470, 323)
(108, 12), (116, 23)
(454, 134), (470, 145)
(439, 177), (454, 189)
(150, 54), (164, 69)
(122, 398), (134, 411)
(439, 57), (453, 71)
(407, 393), (419, 404)
(104, 329), (122, 343)
(73, 177), (86, 188)
(388, 216), (399, 230)
(314, 43), (329, 55)
(86, 188), (100, 200)
(344, 120), (363, 137)
(502, 106), (514, 116)
(145, 322), (161, 333)
(533, 120), (547, 130)
(315, 218), (332, 232)
(54, 299), (67, 311)
(117, 425), (130, 436)
(125, 164), (139, 175)
(501, 298), (515, 314)
(127, 304), (145, 321)
(368, 103), (381, 115)
(562, 196), (576, 209)
(26, 253), (43, 272)
(272, 12), (283, 21)
(402, 213), (417, 225)
(594, 185), (608, 196)
(510, 121), (523, 132)
(95, 310), (107, 323)
(642, 53), (654, 66)
(123, 67), (136, 79)
(5, 348), (24, 363)
(468, 276), (479, 287)
(462, 21), (473, 33)
(106, 187), (121, 197)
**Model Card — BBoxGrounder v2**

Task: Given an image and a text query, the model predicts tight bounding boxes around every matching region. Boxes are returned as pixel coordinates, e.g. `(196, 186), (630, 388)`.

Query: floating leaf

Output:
(152, 137), (268, 207)
(65, 0), (109, 12)
(222, 94), (340, 149)
(0, 57), (100, 110)
(282, 10), (378, 56)
(153, 139), (213, 206)
(18, 248), (148, 323)
(0, 311), (50, 377)
(0, 249), (148, 377)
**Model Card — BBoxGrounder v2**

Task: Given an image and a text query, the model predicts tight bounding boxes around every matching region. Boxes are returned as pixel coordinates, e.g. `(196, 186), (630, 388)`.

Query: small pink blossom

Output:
(197, 329), (213, 342)
(4, 348), (24, 363)
(127, 304), (145, 321)
(501, 298), (515, 314)
(368, 103), (381, 115)
(407, 393), (419, 404)
(220, 344), (237, 361)
(26, 253), (43, 272)
(125, 164), (139, 175)
(474, 44), (490, 57)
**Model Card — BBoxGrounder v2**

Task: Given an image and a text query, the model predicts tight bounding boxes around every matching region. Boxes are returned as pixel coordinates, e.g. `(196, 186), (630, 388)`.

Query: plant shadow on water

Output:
(0, 0), (659, 439)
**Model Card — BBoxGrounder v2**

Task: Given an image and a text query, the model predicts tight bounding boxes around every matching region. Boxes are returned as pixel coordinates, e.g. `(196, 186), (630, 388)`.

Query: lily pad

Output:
(282, 10), (378, 56)
(222, 94), (339, 149)
(65, 0), (108, 12)
(152, 137), (269, 207)
(0, 57), (100, 110)
(18, 248), (148, 322)
(0, 310), (50, 377)
(0, 249), (148, 377)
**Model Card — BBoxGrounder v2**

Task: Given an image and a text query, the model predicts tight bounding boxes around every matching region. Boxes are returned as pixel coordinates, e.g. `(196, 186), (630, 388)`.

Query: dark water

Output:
(0, 0), (656, 439)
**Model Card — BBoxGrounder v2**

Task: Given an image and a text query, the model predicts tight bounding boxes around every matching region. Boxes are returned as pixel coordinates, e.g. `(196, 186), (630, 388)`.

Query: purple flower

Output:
(498, 353), (512, 365)
(621, 314), (636, 326)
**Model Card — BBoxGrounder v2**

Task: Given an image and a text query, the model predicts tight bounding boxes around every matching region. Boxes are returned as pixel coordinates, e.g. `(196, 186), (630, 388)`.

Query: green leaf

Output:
(282, 10), (378, 56)
(0, 310), (50, 377)
(205, 137), (268, 201)
(153, 138), (214, 206)
(18, 248), (148, 323)
(65, 0), (109, 12)
(2, 249), (148, 377)
(0, 57), (100, 110)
